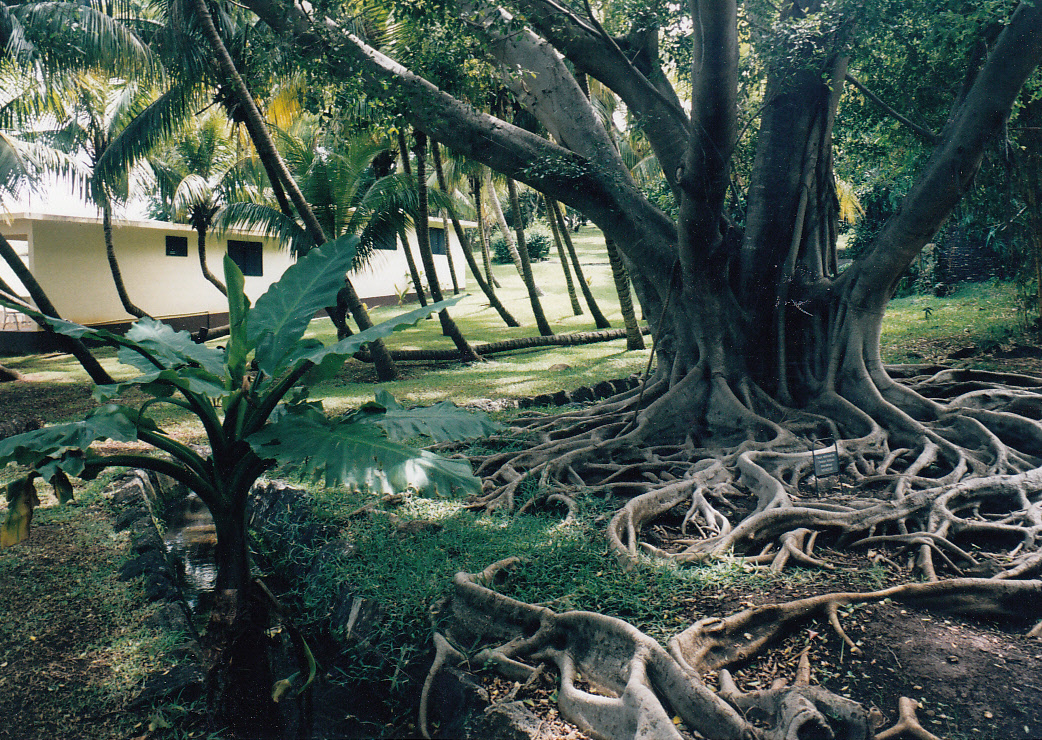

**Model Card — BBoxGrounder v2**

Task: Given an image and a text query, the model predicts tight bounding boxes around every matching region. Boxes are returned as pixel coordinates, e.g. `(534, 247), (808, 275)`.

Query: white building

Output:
(0, 212), (466, 352)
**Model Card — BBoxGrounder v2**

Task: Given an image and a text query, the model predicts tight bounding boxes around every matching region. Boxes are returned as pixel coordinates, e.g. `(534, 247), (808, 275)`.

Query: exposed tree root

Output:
(441, 364), (1042, 736)
(427, 558), (872, 740)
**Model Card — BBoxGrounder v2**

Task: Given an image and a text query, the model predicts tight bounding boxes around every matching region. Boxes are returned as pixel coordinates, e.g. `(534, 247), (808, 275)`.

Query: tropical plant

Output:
(0, 233), (497, 736)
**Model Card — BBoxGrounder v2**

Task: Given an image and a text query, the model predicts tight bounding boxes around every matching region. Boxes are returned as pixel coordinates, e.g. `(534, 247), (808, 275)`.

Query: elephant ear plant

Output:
(0, 234), (498, 737)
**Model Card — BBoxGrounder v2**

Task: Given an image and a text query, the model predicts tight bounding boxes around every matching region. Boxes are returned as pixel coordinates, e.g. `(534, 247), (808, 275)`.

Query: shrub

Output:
(491, 226), (552, 263)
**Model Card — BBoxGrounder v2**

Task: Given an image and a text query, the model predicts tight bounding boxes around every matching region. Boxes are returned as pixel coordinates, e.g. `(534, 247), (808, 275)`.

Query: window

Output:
(166, 235), (189, 257)
(228, 240), (263, 276)
(428, 227), (447, 256)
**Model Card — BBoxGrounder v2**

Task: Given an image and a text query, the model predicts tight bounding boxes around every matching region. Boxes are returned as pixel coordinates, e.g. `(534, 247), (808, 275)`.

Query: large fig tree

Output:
(192, 0), (1042, 738)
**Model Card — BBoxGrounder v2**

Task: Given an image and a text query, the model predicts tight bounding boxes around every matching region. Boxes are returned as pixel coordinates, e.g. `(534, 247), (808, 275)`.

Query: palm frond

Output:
(13, 1), (155, 76)
(213, 200), (313, 255)
(93, 80), (203, 187)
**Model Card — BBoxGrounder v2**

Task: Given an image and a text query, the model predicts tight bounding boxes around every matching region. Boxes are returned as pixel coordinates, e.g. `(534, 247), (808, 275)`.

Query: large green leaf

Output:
(94, 367), (230, 402)
(362, 390), (503, 442)
(224, 255), (250, 388)
(0, 405), (145, 476)
(247, 409), (481, 497)
(248, 234), (358, 377)
(120, 318), (226, 376)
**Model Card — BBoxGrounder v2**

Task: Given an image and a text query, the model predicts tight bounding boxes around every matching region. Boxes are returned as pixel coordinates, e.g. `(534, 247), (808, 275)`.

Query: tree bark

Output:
(0, 235), (114, 385)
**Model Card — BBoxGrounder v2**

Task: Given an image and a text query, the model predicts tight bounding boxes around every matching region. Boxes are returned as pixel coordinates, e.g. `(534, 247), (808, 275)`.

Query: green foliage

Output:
(491, 227), (551, 263)
(0, 234), (498, 554)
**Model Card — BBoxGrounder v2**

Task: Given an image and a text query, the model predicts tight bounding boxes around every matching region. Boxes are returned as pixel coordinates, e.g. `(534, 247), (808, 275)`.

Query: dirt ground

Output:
(1, 349), (1041, 740)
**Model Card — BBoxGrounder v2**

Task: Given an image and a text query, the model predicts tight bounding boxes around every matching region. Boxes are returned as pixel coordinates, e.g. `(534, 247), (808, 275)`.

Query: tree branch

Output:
(845, 73), (939, 144)
(506, 0), (690, 184)
(846, 1), (1042, 304)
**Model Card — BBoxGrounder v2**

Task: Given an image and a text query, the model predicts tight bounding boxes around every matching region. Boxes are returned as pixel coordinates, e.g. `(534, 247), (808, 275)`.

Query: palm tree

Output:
(544, 193), (583, 316)
(147, 112), (264, 297)
(411, 128), (480, 360)
(430, 140), (519, 327)
(486, 169), (554, 335)
(187, 0), (400, 380)
(58, 74), (165, 318)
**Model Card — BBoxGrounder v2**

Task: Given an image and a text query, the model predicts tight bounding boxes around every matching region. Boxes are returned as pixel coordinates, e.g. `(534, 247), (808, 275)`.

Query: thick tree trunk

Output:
(0, 236), (114, 385)
(102, 205), (150, 319)
(545, 194), (583, 316)
(412, 130), (480, 361)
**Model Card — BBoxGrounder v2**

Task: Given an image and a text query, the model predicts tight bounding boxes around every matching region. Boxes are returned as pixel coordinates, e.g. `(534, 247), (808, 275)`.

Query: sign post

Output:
(811, 438), (840, 495)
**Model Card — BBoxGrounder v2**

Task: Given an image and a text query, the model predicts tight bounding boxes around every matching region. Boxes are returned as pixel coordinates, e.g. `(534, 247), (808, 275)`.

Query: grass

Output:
(256, 481), (775, 715)
(879, 280), (1026, 364)
(0, 472), (193, 740)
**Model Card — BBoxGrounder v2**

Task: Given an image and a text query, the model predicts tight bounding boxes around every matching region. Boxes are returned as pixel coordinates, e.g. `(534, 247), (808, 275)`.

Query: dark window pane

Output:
(429, 228), (447, 255)
(228, 240), (263, 276)
(166, 235), (189, 257)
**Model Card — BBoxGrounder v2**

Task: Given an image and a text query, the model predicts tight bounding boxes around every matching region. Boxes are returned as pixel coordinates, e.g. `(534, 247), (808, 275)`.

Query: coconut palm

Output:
(146, 111), (259, 296)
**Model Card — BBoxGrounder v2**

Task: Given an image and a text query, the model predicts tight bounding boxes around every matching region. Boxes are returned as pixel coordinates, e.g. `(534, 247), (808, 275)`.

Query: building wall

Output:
(1, 213), (467, 328)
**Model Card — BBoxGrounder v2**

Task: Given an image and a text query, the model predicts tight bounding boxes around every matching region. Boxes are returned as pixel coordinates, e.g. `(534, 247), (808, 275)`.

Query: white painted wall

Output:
(0, 213), (467, 327)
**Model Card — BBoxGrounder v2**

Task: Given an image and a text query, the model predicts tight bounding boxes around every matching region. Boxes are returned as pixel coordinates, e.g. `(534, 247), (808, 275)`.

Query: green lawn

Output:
(1, 230), (1030, 425)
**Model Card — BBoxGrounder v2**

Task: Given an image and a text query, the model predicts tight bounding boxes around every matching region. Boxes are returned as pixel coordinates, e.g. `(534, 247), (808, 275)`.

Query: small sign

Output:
(813, 443), (840, 477)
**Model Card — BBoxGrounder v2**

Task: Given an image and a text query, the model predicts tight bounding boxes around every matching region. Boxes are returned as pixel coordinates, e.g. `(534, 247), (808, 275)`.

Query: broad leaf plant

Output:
(0, 235), (497, 576)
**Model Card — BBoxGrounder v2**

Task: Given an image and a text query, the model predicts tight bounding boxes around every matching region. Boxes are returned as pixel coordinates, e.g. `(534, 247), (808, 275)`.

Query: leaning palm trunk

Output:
(605, 237), (645, 350)
(485, 171), (526, 281)
(471, 175), (499, 288)
(545, 194), (583, 316)
(0, 236), (113, 385)
(440, 213), (460, 294)
(433, 145), (519, 326)
(189, 0), (399, 381)
(102, 205), (150, 319)
(412, 130), (480, 361)
(487, 172), (553, 335)
(196, 226), (227, 296)
(397, 130), (430, 307)
(551, 200), (610, 329)
(400, 230), (428, 307)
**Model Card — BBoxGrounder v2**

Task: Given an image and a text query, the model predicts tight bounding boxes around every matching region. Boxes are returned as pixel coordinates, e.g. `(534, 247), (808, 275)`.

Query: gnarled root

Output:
(426, 558), (871, 740)
(670, 578), (1042, 674)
